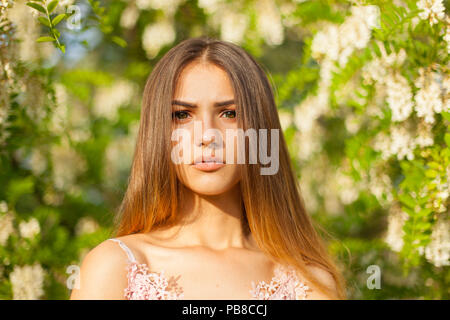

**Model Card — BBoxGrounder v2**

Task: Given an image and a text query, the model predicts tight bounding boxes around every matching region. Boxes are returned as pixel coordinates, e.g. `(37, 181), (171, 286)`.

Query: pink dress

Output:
(109, 238), (310, 300)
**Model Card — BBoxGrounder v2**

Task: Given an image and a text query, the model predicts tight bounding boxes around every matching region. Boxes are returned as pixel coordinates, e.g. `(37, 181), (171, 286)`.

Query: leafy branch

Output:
(87, 0), (127, 48)
(26, 0), (67, 53)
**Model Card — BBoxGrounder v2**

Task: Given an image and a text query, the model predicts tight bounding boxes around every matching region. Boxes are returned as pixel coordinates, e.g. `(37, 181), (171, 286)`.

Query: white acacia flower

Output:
(0, 211), (14, 246)
(415, 120), (434, 147)
(8, 1), (40, 61)
(384, 204), (409, 252)
(278, 109), (292, 131)
(120, 3), (140, 29)
(414, 69), (443, 124)
(372, 132), (391, 159)
(93, 80), (136, 121)
(136, 0), (152, 10)
(0, 201), (7, 213)
(312, 5), (375, 66)
(18, 218), (40, 239)
(294, 125), (324, 161)
(424, 216), (450, 267)
(294, 91), (329, 134)
(444, 25), (450, 54)
(1, 0), (12, 8)
(220, 9), (249, 44)
(10, 264), (45, 300)
(59, 0), (75, 7)
(30, 149), (47, 175)
(389, 124), (417, 160)
(362, 58), (387, 85)
(255, 0), (284, 46)
(136, 0), (183, 16)
(311, 24), (340, 61)
(336, 169), (360, 204)
(103, 122), (139, 188)
(346, 115), (362, 134)
(385, 73), (414, 122)
(75, 217), (99, 236)
(142, 19), (176, 59)
(374, 123), (418, 161)
(198, 0), (222, 14)
(417, 0), (445, 26)
(338, 7), (373, 66)
(51, 138), (87, 191)
(0, 103), (10, 126)
(368, 167), (393, 206)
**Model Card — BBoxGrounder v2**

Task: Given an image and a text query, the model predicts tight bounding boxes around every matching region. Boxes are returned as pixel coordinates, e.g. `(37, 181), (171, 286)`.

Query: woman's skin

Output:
(70, 61), (336, 300)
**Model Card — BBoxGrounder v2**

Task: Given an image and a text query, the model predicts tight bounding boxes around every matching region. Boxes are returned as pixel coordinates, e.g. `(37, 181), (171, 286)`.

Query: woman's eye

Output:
(172, 111), (190, 120)
(221, 110), (236, 119)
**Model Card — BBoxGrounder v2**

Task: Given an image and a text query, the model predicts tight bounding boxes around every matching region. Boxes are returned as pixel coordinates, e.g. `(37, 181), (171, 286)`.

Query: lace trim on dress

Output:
(108, 238), (310, 300)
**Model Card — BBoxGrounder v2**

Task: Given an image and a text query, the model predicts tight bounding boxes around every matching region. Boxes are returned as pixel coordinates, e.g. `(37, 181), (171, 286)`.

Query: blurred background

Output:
(0, 0), (449, 299)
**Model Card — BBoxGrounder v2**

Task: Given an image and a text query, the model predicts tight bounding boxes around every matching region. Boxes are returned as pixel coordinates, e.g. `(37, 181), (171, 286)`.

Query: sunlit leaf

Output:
(47, 0), (59, 14)
(26, 2), (46, 14)
(52, 13), (66, 26)
(38, 16), (50, 27)
(36, 36), (56, 42)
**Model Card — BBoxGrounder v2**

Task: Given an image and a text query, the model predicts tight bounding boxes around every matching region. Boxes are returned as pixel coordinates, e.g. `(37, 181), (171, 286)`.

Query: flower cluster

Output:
(421, 216), (450, 267)
(0, 202), (14, 246)
(417, 0), (445, 26)
(9, 264), (45, 300)
(311, 5), (378, 67)
(414, 68), (447, 124)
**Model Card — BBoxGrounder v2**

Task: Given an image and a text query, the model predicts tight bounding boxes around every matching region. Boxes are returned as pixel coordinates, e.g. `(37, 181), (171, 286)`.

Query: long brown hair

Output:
(113, 36), (346, 299)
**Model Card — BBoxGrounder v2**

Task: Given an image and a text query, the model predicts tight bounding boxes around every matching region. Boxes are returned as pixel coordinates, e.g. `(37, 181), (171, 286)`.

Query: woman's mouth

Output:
(191, 160), (225, 172)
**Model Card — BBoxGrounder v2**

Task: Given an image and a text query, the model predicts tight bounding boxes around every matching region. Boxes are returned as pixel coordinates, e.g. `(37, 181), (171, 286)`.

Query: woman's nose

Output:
(195, 114), (220, 148)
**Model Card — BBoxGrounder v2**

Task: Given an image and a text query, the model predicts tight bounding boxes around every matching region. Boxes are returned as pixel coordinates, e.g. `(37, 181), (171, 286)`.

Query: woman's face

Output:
(171, 61), (242, 196)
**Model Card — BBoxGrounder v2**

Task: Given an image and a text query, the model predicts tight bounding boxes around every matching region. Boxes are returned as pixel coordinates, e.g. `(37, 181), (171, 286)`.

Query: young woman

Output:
(70, 37), (346, 300)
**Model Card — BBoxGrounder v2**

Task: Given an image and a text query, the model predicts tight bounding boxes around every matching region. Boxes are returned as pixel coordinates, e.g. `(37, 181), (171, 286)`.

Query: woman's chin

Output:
(184, 174), (239, 195)
(186, 180), (234, 196)
(176, 164), (241, 196)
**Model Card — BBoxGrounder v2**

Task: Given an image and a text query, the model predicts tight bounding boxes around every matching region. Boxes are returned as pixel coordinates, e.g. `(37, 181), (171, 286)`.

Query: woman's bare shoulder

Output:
(69, 238), (131, 300)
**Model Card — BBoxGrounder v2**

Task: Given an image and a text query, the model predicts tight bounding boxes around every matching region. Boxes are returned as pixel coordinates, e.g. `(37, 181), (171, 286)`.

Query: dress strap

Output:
(108, 238), (137, 263)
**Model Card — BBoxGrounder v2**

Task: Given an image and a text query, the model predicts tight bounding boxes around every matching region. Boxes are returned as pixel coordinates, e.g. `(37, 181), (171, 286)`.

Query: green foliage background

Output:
(0, 0), (449, 299)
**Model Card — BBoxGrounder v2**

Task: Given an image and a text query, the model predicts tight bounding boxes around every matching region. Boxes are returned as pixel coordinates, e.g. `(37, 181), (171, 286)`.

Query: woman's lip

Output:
(191, 162), (225, 172)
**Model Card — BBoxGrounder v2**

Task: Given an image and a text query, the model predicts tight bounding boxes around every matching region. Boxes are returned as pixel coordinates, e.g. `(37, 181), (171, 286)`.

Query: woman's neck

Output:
(146, 183), (257, 251)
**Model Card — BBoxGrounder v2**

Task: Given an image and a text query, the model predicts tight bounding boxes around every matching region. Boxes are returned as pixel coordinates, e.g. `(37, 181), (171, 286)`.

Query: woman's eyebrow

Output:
(171, 99), (235, 108)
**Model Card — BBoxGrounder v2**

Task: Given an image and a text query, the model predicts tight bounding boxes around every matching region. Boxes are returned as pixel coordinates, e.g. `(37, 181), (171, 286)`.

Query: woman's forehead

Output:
(174, 62), (234, 102)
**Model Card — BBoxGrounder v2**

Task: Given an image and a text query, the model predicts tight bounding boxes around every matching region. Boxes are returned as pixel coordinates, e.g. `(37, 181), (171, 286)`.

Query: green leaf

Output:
(417, 207), (432, 218)
(59, 44), (66, 54)
(372, 41), (382, 58)
(47, 0), (58, 14)
(38, 16), (50, 27)
(445, 133), (450, 148)
(398, 193), (415, 209)
(402, 205), (415, 217)
(383, 40), (391, 55)
(442, 111), (450, 121)
(415, 221), (432, 230)
(428, 161), (441, 170)
(52, 13), (66, 26)
(26, 2), (46, 14)
(425, 169), (437, 178)
(383, 12), (396, 26)
(112, 36), (127, 48)
(36, 36), (56, 42)
(7, 177), (35, 205)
